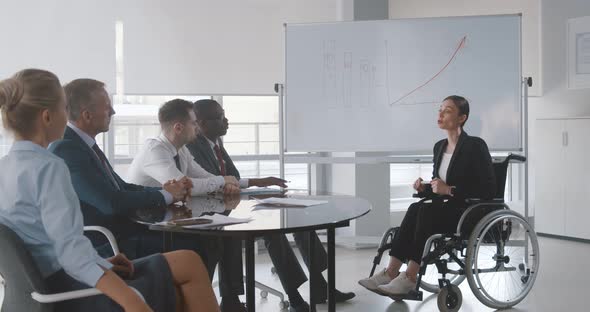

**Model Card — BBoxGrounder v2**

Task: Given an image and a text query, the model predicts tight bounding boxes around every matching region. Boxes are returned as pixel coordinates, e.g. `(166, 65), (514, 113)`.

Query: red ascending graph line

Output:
(389, 35), (467, 106)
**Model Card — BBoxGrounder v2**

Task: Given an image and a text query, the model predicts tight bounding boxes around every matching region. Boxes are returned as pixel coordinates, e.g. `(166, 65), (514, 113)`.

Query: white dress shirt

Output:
(127, 134), (225, 195)
(205, 137), (249, 188)
(0, 141), (113, 287)
(66, 123), (173, 204)
(438, 152), (452, 183)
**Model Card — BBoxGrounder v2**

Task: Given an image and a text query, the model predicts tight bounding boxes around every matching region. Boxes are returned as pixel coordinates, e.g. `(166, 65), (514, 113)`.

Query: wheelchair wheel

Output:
(437, 284), (462, 312)
(419, 248), (466, 294)
(465, 210), (539, 309)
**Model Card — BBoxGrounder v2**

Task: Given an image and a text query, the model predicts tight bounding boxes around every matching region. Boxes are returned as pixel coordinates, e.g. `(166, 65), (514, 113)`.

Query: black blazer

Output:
(430, 131), (496, 210)
(186, 134), (242, 179)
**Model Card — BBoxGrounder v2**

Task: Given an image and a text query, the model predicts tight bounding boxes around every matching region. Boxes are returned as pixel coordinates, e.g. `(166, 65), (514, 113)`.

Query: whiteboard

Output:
(285, 15), (522, 153)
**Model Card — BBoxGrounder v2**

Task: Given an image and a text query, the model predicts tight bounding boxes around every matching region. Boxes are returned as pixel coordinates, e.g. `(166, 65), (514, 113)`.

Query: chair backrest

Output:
(493, 161), (509, 199)
(0, 223), (53, 312)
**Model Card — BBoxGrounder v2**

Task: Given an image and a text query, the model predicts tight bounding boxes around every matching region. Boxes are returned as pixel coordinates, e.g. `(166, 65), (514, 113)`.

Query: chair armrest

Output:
(31, 286), (145, 303)
(83, 226), (120, 255)
(32, 288), (103, 303)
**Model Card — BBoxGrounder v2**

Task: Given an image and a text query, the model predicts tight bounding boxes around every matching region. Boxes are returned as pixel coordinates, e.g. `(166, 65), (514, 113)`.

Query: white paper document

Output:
(157, 214), (252, 229)
(253, 197), (329, 208)
(240, 187), (284, 195)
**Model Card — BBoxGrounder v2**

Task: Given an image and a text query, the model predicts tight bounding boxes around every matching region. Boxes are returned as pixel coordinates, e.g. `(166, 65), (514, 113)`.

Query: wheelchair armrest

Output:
(83, 226), (120, 255)
(413, 192), (451, 201)
(32, 287), (145, 303)
(464, 198), (505, 205)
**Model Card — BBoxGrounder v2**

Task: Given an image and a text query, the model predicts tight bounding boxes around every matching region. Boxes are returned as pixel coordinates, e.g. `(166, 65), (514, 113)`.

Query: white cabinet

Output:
(535, 118), (590, 240)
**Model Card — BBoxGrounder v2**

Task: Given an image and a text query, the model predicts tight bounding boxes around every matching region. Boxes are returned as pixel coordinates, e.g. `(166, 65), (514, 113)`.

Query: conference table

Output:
(133, 190), (371, 312)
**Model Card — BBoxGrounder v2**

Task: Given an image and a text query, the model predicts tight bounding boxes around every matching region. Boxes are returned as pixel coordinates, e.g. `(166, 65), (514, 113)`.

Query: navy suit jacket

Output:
(186, 134), (241, 179)
(49, 126), (167, 239)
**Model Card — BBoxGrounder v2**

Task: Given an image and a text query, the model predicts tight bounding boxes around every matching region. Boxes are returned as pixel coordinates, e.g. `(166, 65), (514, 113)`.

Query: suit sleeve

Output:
(51, 141), (166, 216)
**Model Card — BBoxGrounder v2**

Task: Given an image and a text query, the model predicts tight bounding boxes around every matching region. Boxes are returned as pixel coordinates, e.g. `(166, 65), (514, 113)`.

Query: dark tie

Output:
(213, 144), (227, 176)
(91, 144), (120, 190)
(174, 154), (182, 171)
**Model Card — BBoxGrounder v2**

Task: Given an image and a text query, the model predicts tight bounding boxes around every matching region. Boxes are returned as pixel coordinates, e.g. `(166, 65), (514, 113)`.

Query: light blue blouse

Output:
(0, 140), (113, 287)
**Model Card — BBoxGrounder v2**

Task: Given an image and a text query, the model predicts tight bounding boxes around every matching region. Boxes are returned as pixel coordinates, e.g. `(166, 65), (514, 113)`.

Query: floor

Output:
(1, 236), (588, 311)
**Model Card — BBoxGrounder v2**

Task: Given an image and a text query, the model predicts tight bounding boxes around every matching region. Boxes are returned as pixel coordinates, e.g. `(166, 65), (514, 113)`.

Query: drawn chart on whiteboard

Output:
(320, 36), (468, 111)
(321, 40), (388, 110)
(285, 15), (522, 153)
(387, 36), (467, 107)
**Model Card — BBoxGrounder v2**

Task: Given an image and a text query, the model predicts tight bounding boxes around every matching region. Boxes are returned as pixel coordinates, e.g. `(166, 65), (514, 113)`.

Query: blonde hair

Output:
(0, 69), (63, 137)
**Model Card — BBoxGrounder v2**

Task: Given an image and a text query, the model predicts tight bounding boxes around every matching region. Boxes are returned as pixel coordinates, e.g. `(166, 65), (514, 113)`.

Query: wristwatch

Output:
(449, 186), (456, 197)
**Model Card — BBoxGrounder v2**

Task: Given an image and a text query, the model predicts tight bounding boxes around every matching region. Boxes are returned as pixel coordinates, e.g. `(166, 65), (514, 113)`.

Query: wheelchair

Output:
(366, 154), (539, 312)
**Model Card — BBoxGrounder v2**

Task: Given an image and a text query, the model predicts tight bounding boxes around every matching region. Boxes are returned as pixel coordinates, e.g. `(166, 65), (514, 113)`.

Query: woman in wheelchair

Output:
(359, 95), (496, 296)
(0, 69), (219, 311)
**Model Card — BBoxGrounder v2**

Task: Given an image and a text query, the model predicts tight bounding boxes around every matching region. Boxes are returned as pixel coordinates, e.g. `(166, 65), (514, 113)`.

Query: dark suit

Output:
(187, 135), (330, 293)
(50, 127), (243, 297)
(389, 131), (496, 262)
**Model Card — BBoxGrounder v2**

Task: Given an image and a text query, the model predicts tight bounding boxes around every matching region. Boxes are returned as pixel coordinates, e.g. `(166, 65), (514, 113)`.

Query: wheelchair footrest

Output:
(366, 287), (423, 301)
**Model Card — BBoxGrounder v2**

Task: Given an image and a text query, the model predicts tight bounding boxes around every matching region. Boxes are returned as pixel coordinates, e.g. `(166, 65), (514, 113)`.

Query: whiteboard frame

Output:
(282, 14), (524, 154)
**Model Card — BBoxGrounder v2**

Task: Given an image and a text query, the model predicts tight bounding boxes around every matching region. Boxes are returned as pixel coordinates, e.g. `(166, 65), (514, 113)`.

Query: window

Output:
(390, 164), (432, 211)
(107, 95), (308, 190)
(0, 131), (12, 158)
(223, 96), (308, 190)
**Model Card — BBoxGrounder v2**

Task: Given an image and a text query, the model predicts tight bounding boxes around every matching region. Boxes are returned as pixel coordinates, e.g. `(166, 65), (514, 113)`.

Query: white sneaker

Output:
(377, 272), (416, 295)
(358, 268), (394, 291)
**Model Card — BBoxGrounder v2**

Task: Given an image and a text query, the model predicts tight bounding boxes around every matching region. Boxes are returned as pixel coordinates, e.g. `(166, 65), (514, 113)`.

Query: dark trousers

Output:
(264, 231), (327, 293)
(389, 201), (461, 263)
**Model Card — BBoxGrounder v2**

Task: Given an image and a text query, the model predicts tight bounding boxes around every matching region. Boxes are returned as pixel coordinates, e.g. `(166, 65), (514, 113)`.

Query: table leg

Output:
(308, 231), (316, 312)
(327, 227), (336, 312)
(245, 236), (255, 312)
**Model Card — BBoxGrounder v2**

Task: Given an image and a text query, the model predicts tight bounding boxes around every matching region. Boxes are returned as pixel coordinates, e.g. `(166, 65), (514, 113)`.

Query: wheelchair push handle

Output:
(504, 153), (526, 163)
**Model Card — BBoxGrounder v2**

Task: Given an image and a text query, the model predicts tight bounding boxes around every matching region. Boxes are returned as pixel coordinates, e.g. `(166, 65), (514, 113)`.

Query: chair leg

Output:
(251, 278), (285, 301)
(211, 278), (286, 303)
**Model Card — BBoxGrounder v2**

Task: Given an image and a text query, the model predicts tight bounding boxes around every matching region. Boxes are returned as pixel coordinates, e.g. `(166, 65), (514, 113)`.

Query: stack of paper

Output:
(253, 197), (328, 209)
(240, 187), (284, 195)
(157, 214), (252, 229)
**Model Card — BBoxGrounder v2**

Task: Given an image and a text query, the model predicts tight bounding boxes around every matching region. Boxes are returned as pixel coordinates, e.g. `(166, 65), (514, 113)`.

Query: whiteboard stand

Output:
(275, 83), (286, 182)
(523, 77), (532, 227)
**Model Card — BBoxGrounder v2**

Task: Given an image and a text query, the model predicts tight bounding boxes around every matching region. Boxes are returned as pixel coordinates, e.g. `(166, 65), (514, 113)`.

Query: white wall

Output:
(527, 0), (590, 217)
(389, 0), (541, 96)
(0, 0), (117, 92)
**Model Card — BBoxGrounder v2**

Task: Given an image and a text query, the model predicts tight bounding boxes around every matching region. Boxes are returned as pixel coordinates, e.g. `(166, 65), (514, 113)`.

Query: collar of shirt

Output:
(67, 122), (96, 148)
(157, 132), (181, 157)
(205, 137), (219, 149)
(10, 140), (51, 154)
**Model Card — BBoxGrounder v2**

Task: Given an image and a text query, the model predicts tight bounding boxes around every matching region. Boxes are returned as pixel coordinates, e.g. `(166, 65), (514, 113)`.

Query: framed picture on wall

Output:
(567, 16), (590, 89)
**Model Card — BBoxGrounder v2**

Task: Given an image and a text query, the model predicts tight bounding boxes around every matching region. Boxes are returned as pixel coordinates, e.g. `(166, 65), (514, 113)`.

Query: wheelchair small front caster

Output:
(279, 300), (290, 309)
(260, 290), (268, 299)
(437, 284), (462, 312)
(519, 263), (525, 271)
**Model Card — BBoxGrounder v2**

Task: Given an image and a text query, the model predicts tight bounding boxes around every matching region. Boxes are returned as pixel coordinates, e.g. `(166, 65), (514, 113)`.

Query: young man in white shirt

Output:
(127, 100), (240, 195)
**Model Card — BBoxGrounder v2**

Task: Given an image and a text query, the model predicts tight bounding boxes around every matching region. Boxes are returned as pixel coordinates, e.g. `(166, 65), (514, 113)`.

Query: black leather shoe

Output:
(289, 301), (310, 312)
(315, 289), (356, 304)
